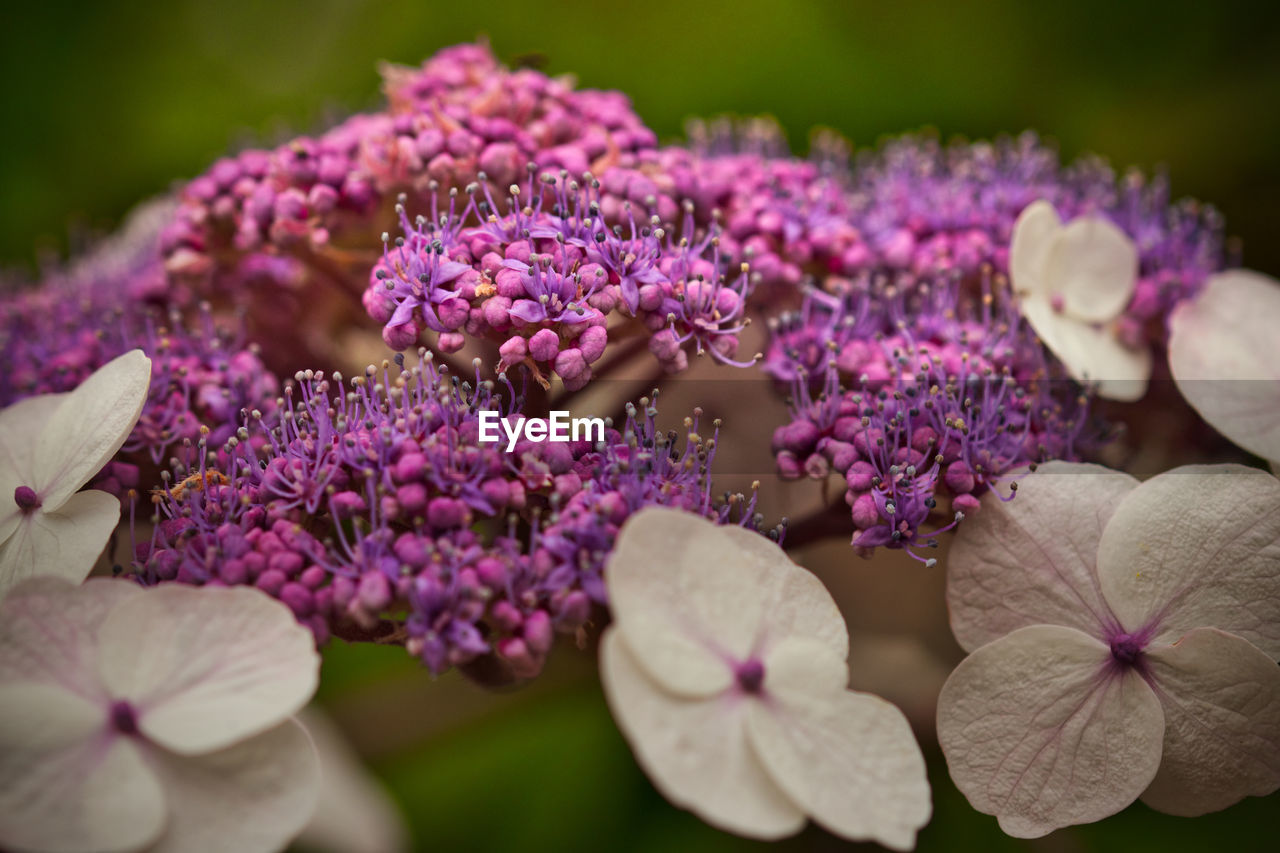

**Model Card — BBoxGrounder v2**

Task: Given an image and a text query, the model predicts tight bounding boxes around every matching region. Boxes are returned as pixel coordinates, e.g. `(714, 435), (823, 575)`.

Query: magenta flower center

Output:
(1108, 632), (1145, 667)
(13, 486), (41, 513)
(109, 700), (140, 736)
(735, 658), (766, 694)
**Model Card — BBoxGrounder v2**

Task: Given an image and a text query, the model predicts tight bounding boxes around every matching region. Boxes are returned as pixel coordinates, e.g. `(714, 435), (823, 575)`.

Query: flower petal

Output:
(1044, 215), (1138, 322)
(507, 299), (548, 324)
(1140, 627), (1280, 816)
(1009, 200), (1062, 298)
(146, 718), (320, 853)
(0, 577), (141, 703)
(0, 490), (121, 595)
(96, 585), (320, 754)
(0, 393), (67, 520)
(0, 683), (165, 853)
(717, 523), (847, 656)
(1096, 464), (1280, 658)
(1022, 299), (1151, 401)
(599, 629), (806, 840)
(0, 392), (66, 454)
(1169, 269), (1280, 462)
(34, 349), (150, 510)
(606, 507), (846, 697)
(745, 644), (931, 850)
(947, 461), (1137, 651)
(759, 636), (849, 697)
(936, 625), (1164, 838)
(292, 708), (410, 853)
(0, 394), (68, 545)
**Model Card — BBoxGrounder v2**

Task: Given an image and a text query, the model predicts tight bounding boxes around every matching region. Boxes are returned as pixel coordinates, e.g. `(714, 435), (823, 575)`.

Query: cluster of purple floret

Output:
(0, 202), (281, 496)
(134, 352), (761, 679)
(843, 134), (1225, 346)
(364, 179), (757, 388)
(0, 41), (1229, 679)
(764, 277), (1102, 560)
(754, 134), (1222, 553)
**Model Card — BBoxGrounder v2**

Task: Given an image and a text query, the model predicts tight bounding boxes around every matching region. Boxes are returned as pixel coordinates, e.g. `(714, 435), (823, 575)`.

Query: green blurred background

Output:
(4, 1), (1279, 850)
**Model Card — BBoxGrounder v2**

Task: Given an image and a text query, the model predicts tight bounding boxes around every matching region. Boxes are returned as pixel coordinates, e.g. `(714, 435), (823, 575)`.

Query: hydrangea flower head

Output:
(0, 577), (320, 853)
(601, 507), (931, 848)
(0, 349), (150, 591)
(937, 462), (1280, 836)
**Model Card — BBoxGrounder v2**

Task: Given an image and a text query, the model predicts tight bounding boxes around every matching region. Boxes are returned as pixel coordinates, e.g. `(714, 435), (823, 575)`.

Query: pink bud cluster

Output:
(160, 43), (656, 295)
(604, 122), (863, 299)
(0, 205), (281, 490)
(844, 132), (1226, 347)
(765, 274), (1104, 561)
(362, 174), (757, 386)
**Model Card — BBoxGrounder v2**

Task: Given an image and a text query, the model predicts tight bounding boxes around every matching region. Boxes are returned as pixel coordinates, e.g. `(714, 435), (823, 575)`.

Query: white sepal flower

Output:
(1169, 269), (1280, 463)
(938, 462), (1280, 837)
(600, 508), (931, 849)
(1009, 200), (1149, 401)
(0, 577), (321, 853)
(0, 349), (151, 593)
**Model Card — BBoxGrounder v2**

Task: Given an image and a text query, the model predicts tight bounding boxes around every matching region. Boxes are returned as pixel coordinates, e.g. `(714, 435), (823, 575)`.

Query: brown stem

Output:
(293, 246), (365, 304)
(780, 500), (851, 550)
(603, 365), (671, 426)
(330, 618), (407, 645)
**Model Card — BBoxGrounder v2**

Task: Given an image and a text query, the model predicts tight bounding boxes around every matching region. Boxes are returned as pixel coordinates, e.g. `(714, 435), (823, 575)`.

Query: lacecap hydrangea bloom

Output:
(0, 42), (1232, 679)
(78, 43), (1228, 575)
(4, 37), (1274, 849)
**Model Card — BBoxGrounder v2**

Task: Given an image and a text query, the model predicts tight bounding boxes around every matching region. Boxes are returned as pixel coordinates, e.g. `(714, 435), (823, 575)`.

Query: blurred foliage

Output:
(6, 2), (1279, 849)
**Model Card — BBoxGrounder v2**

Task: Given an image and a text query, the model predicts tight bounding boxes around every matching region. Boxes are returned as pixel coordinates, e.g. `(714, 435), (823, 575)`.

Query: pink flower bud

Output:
(499, 335), (528, 368)
(529, 328), (561, 362)
(851, 493), (881, 529)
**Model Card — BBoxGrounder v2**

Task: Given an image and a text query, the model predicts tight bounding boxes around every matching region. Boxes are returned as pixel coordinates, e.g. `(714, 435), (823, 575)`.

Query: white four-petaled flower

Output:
(1010, 200), (1150, 401)
(600, 508), (931, 849)
(0, 577), (321, 853)
(0, 349), (151, 593)
(937, 461), (1280, 837)
(1169, 269), (1280, 465)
